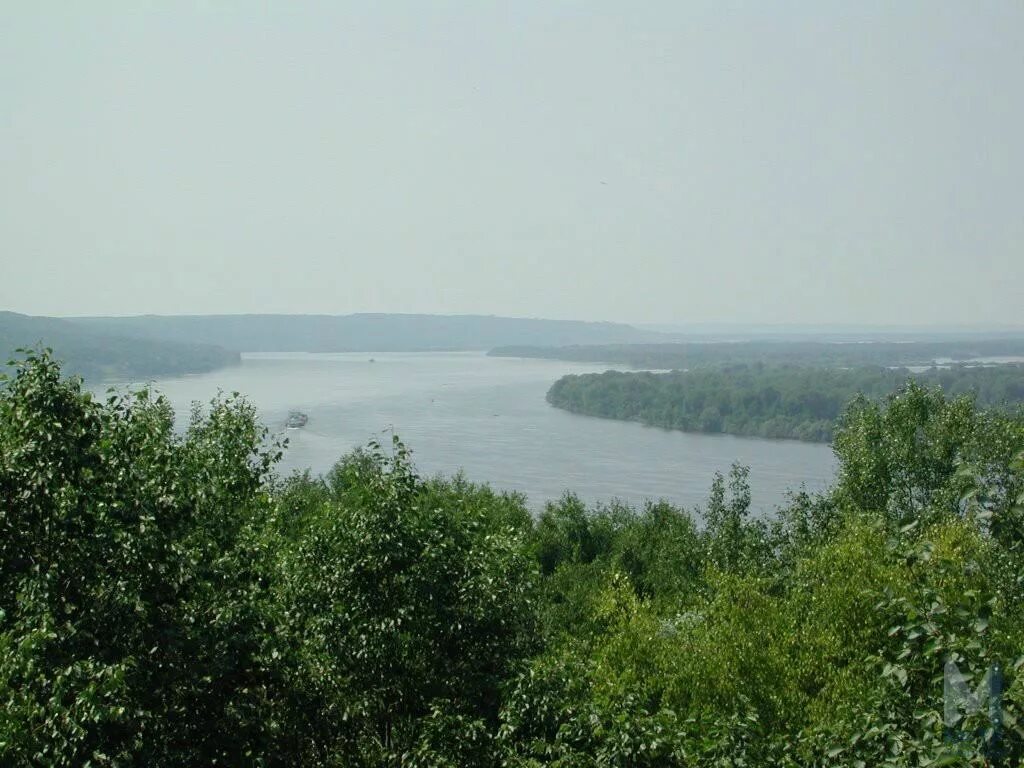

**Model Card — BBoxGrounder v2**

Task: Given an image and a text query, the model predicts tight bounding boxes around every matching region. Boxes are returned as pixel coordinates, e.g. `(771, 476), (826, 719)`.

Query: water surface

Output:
(106, 352), (837, 514)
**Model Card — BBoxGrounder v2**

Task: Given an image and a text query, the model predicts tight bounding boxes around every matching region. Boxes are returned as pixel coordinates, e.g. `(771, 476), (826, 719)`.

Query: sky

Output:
(1, 1), (1022, 326)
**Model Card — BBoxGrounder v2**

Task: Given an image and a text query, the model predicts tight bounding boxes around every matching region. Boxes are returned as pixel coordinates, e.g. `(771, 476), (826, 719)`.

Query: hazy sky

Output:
(2, 2), (1022, 325)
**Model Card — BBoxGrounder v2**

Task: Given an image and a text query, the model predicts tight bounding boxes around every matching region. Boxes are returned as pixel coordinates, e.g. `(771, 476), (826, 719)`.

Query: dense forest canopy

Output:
(0, 311), (239, 381)
(547, 364), (1024, 442)
(2, 351), (1024, 765)
(491, 338), (1024, 370)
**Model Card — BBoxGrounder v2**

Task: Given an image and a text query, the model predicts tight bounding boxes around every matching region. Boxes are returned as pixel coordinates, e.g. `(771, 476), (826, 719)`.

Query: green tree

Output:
(269, 438), (538, 765)
(0, 350), (280, 765)
(703, 463), (757, 572)
(833, 381), (1024, 531)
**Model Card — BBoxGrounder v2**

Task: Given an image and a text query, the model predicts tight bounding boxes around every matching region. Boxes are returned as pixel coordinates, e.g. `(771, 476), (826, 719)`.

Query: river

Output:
(103, 351), (837, 515)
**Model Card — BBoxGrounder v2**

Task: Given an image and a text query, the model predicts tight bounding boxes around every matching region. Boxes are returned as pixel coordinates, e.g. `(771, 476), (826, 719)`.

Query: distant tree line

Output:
(1, 311), (238, 381)
(491, 338), (1024, 369)
(3, 351), (1024, 765)
(68, 313), (661, 353)
(546, 363), (1024, 442)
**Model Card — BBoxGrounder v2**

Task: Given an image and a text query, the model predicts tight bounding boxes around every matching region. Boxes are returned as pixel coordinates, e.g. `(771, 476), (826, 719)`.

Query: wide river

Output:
(107, 352), (837, 515)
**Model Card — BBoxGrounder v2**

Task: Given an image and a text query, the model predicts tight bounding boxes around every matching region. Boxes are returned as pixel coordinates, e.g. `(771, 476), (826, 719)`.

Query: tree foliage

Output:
(2, 351), (1024, 765)
(547, 363), (1024, 442)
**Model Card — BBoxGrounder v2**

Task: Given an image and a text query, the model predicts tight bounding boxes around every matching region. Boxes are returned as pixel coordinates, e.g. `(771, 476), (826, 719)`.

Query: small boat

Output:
(286, 411), (308, 429)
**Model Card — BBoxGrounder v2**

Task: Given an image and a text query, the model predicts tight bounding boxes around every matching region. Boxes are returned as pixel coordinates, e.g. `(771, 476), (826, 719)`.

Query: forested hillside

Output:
(547, 364), (1024, 442)
(70, 313), (665, 352)
(0, 311), (239, 381)
(491, 338), (1024, 369)
(2, 350), (1023, 765)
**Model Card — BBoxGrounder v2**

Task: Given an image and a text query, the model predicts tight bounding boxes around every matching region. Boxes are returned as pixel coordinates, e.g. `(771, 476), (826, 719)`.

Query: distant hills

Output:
(1, 312), (239, 381)
(9, 310), (1024, 385)
(68, 313), (666, 353)
(2, 312), (667, 381)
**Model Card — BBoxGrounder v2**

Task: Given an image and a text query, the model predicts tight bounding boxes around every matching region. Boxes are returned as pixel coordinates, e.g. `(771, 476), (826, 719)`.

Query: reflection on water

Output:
(100, 352), (837, 514)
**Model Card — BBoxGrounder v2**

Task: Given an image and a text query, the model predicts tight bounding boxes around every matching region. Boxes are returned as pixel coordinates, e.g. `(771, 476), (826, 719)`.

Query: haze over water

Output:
(108, 351), (837, 514)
